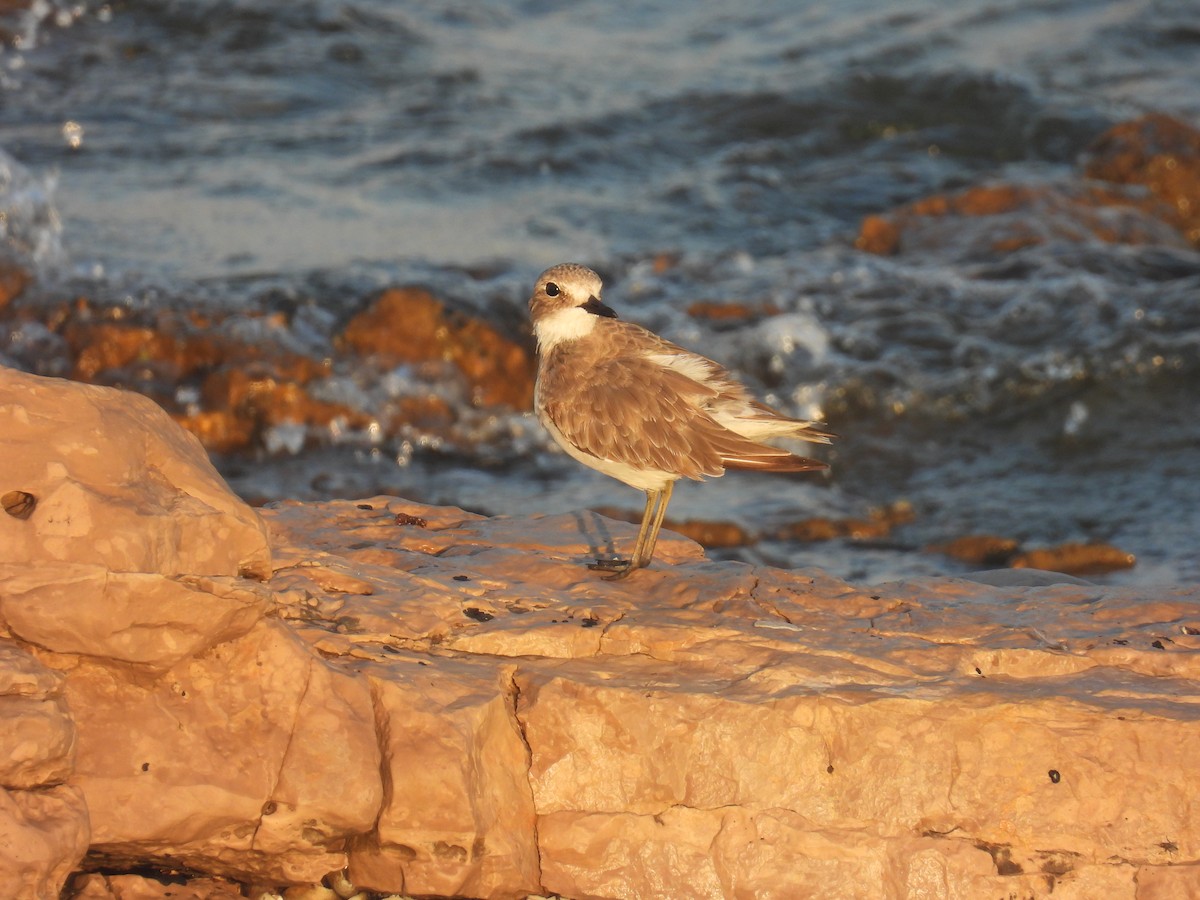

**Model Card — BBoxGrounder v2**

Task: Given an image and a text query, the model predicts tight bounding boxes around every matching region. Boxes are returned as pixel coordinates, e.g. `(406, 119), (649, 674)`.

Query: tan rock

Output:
(0, 367), (270, 578)
(6, 363), (1200, 899)
(0, 564), (270, 672)
(261, 498), (1200, 899)
(0, 784), (90, 899)
(0, 640), (75, 791)
(60, 617), (381, 884)
(347, 655), (540, 898)
(0, 641), (87, 896)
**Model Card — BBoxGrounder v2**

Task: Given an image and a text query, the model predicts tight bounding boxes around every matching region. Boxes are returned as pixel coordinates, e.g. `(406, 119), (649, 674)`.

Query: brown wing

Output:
(539, 342), (826, 480)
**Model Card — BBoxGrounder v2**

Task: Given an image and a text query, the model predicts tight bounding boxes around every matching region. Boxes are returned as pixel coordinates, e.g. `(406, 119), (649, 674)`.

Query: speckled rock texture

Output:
(2, 367), (1199, 900)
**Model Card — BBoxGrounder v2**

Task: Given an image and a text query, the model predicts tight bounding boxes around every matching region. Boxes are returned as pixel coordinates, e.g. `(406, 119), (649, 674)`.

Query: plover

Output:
(529, 263), (832, 580)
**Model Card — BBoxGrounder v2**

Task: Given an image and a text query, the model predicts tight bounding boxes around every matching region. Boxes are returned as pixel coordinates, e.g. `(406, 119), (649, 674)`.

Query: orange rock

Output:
(1, 565), (269, 672)
(339, 287), (535, 409)
(0, 262), (30, 311)
(854, 213), (902, 254)
(61, 620), (382, 884)
(1085, 113), (1200, 246)
(0, 784), (90, 897)
(1011, 541), (1136, 575)
(197, 368), (372, 451)
(593, 506), (752, 548)
(172, 409), (257, 455)
(686, 299), (781, 322)
(779, 502), (913, 542)
(651, 252), (680, 274)
(855, 179), (1190, 257)
(666, 518), (751, 549)
(66, 873), (247, 900)
(928, 534), (1021, 566)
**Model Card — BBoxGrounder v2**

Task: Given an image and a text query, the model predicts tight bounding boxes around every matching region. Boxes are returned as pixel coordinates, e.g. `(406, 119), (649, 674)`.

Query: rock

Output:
(0, 641), (89, 898)
(4, 365), (1200, 898)
(0, 367), (271, 578)
(339, 286), (535, 410)
(0, 565), (270, 672)
(854, 182), (1188, 259)
(346, 656), (539, 898)
(927, 534), (1020, 566)
(186, 366), (372, 454)
(66, 872), (248, 899)
(855, 114), (1200, 259)
(65, 617), (382, 884)
(0, 261), (29, 311)
(264, 498), (1200, 899)
(1011, 541), (1137, 575)
(1084, 112), (1200, 247)
(0, 784), (90, 899)
(0, 642), (75, 790)
(778, 501), (915, 543)
(685, 299), (780, 323)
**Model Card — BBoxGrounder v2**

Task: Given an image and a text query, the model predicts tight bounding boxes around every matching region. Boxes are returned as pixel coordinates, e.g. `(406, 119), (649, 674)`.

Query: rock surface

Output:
(2, 366), (1199, 899)
(0, 367), (271, 579)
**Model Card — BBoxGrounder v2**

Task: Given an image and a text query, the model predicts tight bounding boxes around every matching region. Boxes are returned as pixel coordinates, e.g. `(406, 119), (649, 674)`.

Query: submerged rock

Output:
(856, 113), (1200, 258)
(339, 286), (535, 410)
(1084, 112), (1200, 247)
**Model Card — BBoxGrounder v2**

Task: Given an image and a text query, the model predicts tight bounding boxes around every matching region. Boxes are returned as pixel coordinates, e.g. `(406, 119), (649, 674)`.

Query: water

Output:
(2, 0), (1198, 585)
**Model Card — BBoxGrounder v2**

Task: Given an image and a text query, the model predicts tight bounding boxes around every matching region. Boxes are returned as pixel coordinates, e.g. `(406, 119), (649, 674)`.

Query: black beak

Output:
(581, 296), (618, 319)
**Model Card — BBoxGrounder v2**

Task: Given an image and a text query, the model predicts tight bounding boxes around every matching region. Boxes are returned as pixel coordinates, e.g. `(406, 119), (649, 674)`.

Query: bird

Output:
(528, 262), (832, 580)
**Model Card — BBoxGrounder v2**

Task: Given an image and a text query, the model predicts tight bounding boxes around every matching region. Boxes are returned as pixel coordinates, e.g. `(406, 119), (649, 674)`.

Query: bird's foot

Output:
(588, 558), (636, 580)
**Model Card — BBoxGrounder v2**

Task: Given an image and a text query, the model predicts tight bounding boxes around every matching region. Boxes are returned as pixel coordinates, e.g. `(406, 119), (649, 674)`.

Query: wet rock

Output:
(339, 286), (535, 410)
(685, 299), (780, 323)
(855, 182), (1187, 259)
(857, 114), (1200, 259)
(1084, 112), (1200, 246)
(927, 534), (1021, 567)
(0, 261), (30, 311)
(0, 367), (271, 578)
(186, 367), (373, 454)
(778, 501), (914, 542)
(591, 505), (752, 549)
(1010, 541), (1137, 576)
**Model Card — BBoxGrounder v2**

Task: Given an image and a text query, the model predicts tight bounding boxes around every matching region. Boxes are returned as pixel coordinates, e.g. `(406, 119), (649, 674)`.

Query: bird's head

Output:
(529, 263), (617, 353)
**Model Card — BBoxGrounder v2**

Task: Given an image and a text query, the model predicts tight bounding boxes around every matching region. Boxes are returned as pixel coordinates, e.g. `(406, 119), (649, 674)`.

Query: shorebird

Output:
(529, 263), (832, 580)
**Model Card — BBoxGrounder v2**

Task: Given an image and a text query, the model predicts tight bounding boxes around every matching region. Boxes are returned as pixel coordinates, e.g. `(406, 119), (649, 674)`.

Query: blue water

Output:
(2, 0), (1199, 584)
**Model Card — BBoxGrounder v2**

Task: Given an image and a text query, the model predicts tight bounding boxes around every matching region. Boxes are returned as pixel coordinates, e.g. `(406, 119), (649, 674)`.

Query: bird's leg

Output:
(633, 480), (674, 569)
(590, 489), (657, 578)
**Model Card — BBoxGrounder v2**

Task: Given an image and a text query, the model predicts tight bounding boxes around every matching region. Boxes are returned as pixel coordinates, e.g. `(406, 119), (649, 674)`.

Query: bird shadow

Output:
(572, 509), (619, 561)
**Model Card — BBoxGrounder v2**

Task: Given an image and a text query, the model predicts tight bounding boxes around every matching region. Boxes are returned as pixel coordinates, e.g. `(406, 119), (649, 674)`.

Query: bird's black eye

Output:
(545, 282), (560, 297)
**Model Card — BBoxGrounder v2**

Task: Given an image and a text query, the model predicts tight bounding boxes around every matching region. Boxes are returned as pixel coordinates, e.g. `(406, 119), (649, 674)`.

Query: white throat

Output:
(534, 306), (600, 353)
